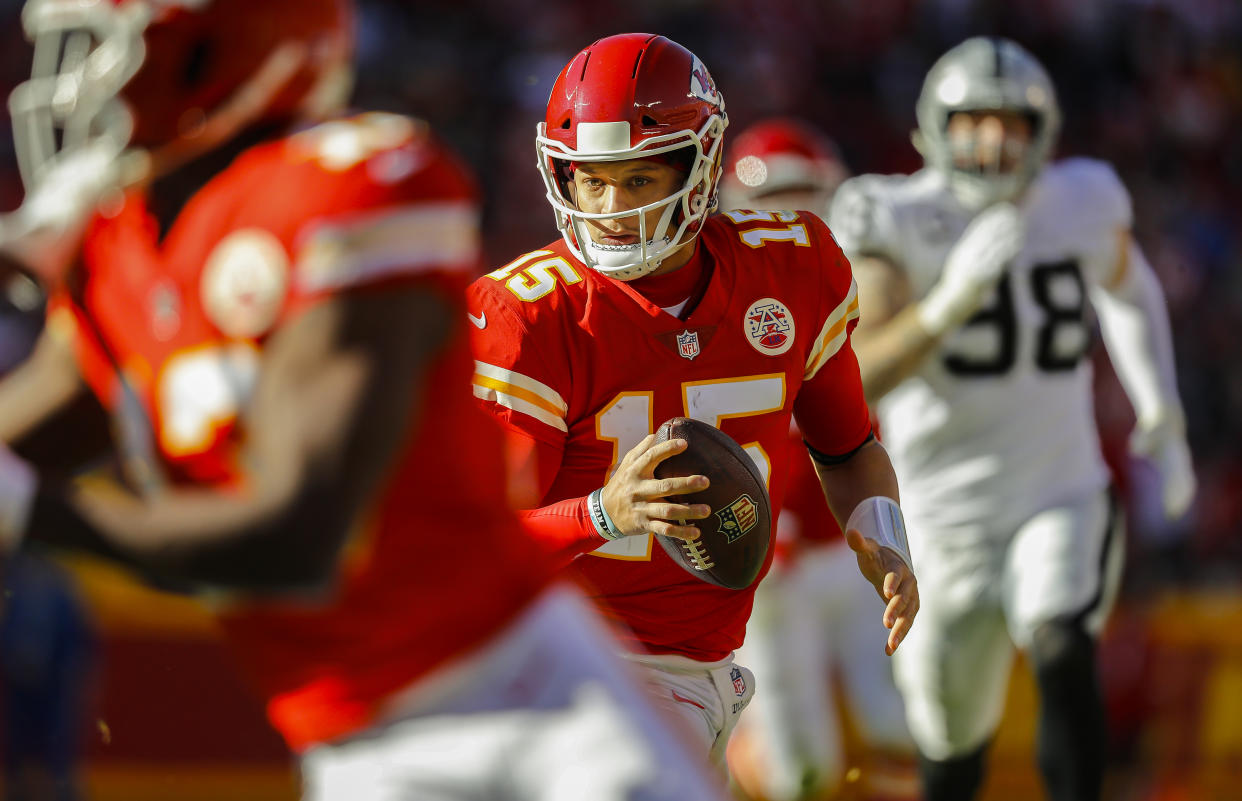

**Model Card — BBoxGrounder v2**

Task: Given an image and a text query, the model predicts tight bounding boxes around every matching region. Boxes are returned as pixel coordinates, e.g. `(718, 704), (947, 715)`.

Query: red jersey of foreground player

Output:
(55, 114), (553, 750)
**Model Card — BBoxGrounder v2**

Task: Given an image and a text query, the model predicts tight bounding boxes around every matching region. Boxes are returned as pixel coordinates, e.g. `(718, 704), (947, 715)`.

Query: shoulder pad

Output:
(476, 245), (587, 309)
(285, 112), (430, 173)
(827, 174), (903, 260)
(1043, 158), (1133, 230)
(277, 115), (481, 293)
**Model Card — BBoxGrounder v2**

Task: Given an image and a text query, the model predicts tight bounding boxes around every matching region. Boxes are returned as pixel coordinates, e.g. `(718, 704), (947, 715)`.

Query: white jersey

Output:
(828, 158), (1131, 535)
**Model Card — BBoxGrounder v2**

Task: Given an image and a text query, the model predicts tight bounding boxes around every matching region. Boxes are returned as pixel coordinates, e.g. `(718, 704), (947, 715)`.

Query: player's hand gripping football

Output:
(918, 201), (1026, 336)
(600, 434), (712, 541)
(845, 528), (920, 656)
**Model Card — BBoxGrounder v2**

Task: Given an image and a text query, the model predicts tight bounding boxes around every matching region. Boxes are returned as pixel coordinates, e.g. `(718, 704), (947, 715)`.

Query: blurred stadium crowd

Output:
(0, 1), (1239, 800)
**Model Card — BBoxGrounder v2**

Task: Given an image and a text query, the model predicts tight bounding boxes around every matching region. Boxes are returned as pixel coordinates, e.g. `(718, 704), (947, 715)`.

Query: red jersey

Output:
(53, 113), (553, 750)
(469, 210), (871, 661)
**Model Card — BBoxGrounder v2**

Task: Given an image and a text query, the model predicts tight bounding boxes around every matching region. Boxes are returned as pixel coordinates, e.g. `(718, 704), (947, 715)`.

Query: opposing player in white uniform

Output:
(827, 37), (1196, 801)
(721, 119), (917, 801)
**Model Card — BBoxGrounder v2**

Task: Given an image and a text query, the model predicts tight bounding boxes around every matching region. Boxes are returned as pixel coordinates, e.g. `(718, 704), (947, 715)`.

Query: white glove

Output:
(1130, 410), (1196, 520)
(0, 140), (126, 283)
(0, 443), (38, 553)
(917, 202), (1026, 336)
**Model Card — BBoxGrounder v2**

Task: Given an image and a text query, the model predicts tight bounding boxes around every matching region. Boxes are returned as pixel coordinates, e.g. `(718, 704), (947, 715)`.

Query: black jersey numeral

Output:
(943, 260), (1089, 377)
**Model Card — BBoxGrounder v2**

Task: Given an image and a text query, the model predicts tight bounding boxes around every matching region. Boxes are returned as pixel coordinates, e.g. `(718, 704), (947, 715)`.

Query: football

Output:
(652, 417), (772, 590)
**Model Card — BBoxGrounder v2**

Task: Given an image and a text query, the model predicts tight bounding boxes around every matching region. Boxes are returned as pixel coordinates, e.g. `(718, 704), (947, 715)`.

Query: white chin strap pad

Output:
(581, 236), (672, 281)
(846, 496), (912, 571)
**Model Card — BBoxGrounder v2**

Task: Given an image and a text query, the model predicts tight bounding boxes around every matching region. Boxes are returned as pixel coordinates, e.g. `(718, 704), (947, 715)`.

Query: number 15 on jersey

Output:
(592, 373), (785, 560)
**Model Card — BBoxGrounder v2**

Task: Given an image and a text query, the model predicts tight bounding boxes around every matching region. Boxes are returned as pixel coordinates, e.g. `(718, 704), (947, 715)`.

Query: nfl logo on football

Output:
(731, 666), (747, 696)
(676, 329), (701, 360)
(716, 494), (759, 542)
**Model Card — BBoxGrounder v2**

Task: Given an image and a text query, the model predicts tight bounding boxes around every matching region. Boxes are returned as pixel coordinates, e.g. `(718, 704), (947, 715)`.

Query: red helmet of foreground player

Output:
(9, 0), (352, 190)
(720, 117), (848, 213)
(537, 33), (729, 281)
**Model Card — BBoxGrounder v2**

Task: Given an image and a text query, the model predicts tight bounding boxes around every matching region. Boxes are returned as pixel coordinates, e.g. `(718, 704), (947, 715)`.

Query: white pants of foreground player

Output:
(627, 651), (756, 766)
(733, 543), (913, 801)
(893, 488), (1124, 761)
(301, 586), (727, 801)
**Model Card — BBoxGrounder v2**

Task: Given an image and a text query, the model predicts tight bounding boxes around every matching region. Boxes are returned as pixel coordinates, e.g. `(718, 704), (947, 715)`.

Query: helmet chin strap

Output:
(581, 236), (674, 280)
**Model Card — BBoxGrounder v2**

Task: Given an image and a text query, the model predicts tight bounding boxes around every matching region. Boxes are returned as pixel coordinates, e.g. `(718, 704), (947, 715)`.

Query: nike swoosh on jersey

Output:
(468, 311), (487, 329)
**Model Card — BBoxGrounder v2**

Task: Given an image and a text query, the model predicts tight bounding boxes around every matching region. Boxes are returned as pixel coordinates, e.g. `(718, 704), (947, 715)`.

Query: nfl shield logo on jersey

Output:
(731, 666), (747, 696)
(744, 297), (795, 356)
(676, 329), (701, 360)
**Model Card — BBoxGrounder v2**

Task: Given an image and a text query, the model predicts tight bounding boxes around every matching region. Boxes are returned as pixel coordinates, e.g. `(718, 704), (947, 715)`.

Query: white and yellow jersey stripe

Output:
(295, 200), (481, 292)
(803, 278), (860, 380)
(471, 361), (569, 433)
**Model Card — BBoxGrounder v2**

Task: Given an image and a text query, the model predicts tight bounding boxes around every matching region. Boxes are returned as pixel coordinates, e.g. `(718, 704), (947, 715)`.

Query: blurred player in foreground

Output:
(469, 34), (918, 767)
(827, 37), (1196, 801)
(0, 2), (729, 798)
(720, 119), (917, 801)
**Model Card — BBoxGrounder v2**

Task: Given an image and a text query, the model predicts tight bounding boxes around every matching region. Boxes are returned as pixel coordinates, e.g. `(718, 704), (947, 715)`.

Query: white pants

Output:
(732, 543), (913, 800)
(893, 489), (1124, 760)
(628, 652), (756, 766)
(300, 587), (728, 801)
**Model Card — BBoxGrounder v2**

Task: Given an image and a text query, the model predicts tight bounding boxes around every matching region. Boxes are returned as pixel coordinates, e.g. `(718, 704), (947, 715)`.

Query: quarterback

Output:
(828, 37), (1196, 801)
(469, 33), (919, 764)
(0, 2), (731, 799)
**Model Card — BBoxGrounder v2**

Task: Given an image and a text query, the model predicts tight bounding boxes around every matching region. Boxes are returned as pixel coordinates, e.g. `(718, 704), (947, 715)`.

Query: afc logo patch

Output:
(744, 297), (795, 356)
(201, 228), (290, 339)
(676, 329), (701, 360)
(731, 666), (747, 697)
(716, 494), (759, 543)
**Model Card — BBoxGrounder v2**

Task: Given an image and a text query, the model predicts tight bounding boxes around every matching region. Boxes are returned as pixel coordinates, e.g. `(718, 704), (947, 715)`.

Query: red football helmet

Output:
(537, 33), (728, 281)
(9, 0), (352, 190)
(720, 118), (848, 214)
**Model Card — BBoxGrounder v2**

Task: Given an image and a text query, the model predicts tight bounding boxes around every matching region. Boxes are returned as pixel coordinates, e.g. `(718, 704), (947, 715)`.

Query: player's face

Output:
(946, 110), (1033, 177)
(569, 159), (686, 247)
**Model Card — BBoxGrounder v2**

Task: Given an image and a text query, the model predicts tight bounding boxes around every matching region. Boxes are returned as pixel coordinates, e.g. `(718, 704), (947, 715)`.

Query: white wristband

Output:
(0, 444), (38, 553)
(588, 488), (624, 541)
(846, 496), (912, 570)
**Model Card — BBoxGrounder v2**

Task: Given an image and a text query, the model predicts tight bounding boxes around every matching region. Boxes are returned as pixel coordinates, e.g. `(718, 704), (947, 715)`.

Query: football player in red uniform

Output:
(0, 4), (730, 799)
(719, 118), (919, 801)
(718, 117), (848, 219)
(469, 34), (920, 765)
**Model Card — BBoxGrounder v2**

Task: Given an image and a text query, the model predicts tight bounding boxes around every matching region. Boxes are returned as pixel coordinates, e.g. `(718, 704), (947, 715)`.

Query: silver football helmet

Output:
(914, 37), (1061, 210)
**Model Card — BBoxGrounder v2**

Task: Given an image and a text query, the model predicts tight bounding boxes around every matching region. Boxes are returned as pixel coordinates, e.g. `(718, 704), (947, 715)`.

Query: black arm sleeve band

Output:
(805, 429), (875, 467)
